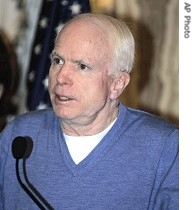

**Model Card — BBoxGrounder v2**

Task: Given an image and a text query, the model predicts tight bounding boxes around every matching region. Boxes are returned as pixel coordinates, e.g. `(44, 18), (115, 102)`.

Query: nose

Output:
(56, 64), (73, 86)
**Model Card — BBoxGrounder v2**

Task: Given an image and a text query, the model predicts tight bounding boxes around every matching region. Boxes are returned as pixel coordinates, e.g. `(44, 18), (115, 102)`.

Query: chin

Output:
(52, 105), (73, 119)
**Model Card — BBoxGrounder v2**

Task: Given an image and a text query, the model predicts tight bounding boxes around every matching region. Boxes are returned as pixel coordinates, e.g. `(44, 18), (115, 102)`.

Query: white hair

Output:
(55, 13), (135, 77)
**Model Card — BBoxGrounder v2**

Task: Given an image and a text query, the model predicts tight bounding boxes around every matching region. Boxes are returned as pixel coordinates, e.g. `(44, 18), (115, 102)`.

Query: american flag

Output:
(26, 0), (90, 111)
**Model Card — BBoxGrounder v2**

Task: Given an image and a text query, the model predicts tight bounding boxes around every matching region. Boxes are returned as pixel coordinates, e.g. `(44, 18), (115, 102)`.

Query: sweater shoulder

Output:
(118, 104), (178, 144)
(0, 108), (58, 141)
(124, 106), (178, 132)
(14, 108), (56, 125)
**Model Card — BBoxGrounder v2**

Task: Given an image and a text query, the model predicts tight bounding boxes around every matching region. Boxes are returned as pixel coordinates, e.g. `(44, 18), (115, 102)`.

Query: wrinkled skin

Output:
(48, 20), (129, 136)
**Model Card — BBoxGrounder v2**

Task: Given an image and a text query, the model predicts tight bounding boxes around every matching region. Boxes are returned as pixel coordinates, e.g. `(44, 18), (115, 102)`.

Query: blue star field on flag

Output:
(27, 0), (90, 110)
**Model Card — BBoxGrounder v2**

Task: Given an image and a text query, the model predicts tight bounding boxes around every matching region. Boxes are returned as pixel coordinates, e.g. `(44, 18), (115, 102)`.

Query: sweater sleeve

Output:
(149, 129), (179, 210)
(0, 121), (15, 209)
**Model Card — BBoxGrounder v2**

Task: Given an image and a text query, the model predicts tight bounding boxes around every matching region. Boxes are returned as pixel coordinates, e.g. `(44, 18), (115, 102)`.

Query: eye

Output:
(76, 61), (91, 71)
(51, 54), (64, 66)
(79, 63), (88, 70)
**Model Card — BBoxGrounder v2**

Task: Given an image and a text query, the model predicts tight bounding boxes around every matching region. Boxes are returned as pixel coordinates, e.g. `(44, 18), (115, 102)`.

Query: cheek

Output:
(49, 67), (57, 83)
(82, 78), (110, 102)
(48, 70), (55, 92)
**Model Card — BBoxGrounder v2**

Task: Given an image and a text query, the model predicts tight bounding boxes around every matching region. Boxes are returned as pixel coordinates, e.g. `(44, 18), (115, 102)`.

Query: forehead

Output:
(54, 20), (113, 68)
(56, 20), (110, 49)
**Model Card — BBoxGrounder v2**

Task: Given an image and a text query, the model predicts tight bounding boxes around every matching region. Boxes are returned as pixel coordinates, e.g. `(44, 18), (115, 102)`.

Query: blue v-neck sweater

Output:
(0, 103), (178, 209)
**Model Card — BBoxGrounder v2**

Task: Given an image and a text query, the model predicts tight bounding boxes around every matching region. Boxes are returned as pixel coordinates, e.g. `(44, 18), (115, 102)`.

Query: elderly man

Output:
(0, 13), (178, 209)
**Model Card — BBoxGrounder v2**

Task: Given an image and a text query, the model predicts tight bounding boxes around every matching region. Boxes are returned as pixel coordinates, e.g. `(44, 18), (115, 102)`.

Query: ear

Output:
(109, 72), (130, 100)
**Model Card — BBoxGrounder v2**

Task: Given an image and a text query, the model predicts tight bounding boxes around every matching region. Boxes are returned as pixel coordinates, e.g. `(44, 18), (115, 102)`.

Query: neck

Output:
(60, 103), (119, 136)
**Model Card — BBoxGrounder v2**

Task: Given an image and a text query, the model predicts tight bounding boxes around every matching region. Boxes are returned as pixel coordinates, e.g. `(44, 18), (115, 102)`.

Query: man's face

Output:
(48, 21), (116, 126)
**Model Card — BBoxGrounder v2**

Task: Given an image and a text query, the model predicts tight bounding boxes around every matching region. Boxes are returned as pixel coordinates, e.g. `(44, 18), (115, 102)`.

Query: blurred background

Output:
(0, 0), (179, 131)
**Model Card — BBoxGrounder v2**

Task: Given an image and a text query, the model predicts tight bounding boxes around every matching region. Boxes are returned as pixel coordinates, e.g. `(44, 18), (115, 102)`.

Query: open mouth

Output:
(56, 94), (73, 102)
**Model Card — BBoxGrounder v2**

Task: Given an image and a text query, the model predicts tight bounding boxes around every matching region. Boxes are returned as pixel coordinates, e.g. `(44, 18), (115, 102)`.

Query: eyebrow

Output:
(50, 51), (64, 61)
(51, 51), (94, 69)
